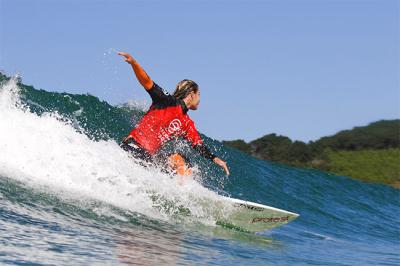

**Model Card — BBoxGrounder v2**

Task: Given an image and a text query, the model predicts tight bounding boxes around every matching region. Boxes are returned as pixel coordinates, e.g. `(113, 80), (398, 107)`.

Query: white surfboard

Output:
(149, 192), (299, 233)
(216, 197), (299, 233)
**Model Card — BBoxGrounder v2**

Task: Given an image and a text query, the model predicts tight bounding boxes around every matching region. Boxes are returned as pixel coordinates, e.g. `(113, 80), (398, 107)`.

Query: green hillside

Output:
(223, 120), (400, 188)
(324, 149), (400, 187)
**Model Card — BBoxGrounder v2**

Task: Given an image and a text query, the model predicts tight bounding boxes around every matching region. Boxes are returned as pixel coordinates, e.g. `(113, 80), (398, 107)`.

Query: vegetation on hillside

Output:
(324, 149), (400, 187)
(223, 120), (400, 188)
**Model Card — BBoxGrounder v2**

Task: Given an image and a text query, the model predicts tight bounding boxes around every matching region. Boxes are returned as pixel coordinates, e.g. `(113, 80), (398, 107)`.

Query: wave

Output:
(0, 73), (399, 265)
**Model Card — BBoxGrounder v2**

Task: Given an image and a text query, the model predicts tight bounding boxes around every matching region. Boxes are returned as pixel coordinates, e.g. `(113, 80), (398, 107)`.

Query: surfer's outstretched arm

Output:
(185, 121), (230, 176)
(118, 52), (154, 90)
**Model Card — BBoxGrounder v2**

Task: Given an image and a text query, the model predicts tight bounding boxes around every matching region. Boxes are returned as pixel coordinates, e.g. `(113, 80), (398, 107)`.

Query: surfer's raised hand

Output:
(213, 157), (230, 176)
(118, 52), (136, 65)
(118, 52), (153, 90)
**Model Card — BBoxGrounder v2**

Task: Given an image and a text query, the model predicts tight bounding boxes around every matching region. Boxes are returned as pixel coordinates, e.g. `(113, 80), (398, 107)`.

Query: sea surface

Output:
(0, 76), (399, 265)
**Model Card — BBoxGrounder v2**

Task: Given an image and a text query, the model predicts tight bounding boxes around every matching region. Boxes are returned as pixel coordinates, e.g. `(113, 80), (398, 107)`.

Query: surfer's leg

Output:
(166, 153), (193, 185)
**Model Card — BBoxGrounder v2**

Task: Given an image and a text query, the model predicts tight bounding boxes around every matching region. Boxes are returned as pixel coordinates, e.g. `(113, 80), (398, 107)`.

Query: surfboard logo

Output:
(235, 203), (264, 212)
(251, 216), (289, 223)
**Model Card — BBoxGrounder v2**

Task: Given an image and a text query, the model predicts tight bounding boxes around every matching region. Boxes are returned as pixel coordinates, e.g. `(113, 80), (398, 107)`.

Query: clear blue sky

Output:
(1, 0), (399, 142)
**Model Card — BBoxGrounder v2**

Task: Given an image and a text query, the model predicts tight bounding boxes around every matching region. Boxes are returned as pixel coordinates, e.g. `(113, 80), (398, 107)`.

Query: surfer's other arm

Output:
(194, 145), (229, 176)
(186, 121), (230, 176)
(118, 52), (154, 90)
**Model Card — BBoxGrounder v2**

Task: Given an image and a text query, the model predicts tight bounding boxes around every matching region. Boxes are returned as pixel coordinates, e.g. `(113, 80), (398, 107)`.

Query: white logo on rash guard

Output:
(168, 119), (182, 133)
(162, 88), (170, 95)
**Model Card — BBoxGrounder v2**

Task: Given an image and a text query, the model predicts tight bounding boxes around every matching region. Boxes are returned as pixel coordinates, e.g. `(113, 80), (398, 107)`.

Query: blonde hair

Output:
(173, 79), (199, 100)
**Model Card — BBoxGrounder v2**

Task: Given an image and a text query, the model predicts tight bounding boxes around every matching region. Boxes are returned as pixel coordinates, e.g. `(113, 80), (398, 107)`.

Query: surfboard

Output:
(149, 191), (299, 233)
(216, 196), (299, 233)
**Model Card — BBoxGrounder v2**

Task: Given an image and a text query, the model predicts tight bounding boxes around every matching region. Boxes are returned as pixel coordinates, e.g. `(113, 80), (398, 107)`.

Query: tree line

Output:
(223, 120), (400, 168)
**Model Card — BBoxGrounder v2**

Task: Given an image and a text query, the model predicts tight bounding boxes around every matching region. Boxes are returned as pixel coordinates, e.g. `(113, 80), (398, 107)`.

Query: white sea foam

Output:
(117, 99), (149, 112)
(0, 78), (224, 225)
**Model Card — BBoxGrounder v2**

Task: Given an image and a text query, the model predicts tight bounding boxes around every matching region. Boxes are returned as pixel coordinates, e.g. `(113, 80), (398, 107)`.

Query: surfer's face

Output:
(188, 90), (200, 110)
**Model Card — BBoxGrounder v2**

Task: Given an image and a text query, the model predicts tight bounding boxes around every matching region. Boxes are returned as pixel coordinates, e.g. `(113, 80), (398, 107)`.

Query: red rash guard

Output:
(128, 82), (216, 160)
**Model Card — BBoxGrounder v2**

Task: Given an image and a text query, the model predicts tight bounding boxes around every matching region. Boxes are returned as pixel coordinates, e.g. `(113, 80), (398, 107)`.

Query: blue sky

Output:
(0, 0), (399, 142)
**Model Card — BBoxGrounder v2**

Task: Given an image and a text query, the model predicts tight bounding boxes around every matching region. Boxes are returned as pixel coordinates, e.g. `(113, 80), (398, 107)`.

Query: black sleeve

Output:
(193, 144), (217, 161)
(147, 82), (176, 106)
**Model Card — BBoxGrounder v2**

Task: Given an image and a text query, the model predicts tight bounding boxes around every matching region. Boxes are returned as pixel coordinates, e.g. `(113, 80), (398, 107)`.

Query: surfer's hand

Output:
(213, 157), (230, 176)
(118, 52), (136, 65)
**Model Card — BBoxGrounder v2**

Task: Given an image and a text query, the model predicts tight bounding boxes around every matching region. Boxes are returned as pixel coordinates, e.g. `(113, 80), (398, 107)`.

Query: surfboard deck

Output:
(216, 197), (299, 233)
(149, 191), (299, 233)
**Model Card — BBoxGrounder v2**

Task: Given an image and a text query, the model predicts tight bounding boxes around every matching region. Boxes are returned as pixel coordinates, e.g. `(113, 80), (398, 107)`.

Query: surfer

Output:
(118, 52), (230, 176)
